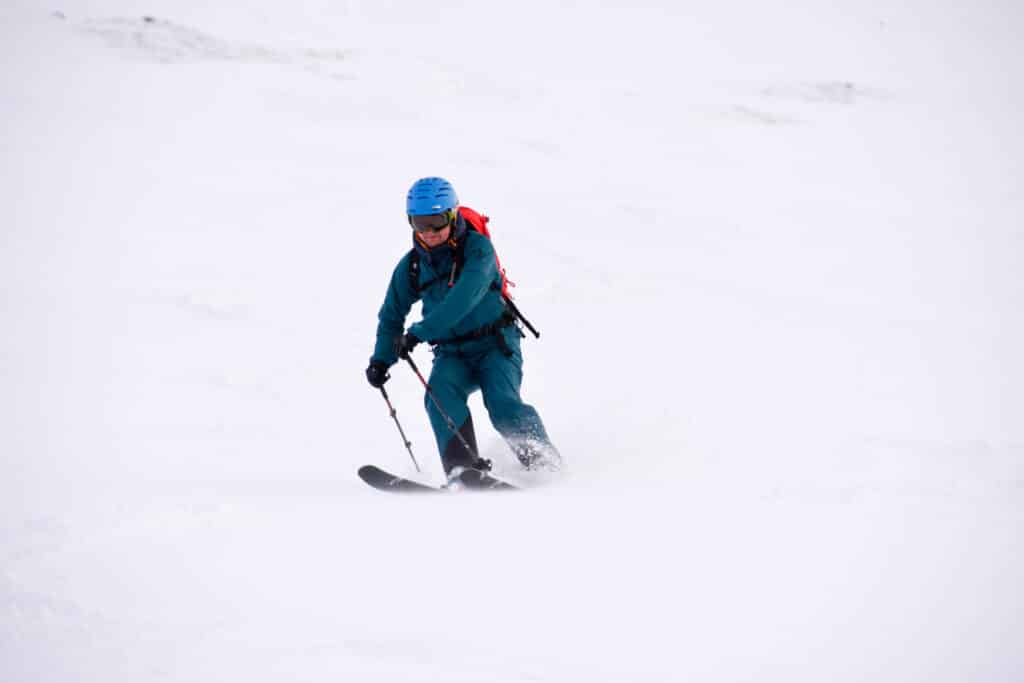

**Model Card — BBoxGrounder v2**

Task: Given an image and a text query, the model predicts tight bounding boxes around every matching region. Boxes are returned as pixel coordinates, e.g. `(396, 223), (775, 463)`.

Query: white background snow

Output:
(3, 0), (1022, 680)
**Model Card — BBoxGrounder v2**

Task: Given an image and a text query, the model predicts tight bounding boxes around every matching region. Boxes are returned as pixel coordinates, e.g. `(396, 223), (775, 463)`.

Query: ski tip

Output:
(358, 465), (443, 493)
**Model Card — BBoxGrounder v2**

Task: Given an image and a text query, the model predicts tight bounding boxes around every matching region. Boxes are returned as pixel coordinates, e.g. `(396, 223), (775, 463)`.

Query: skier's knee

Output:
(483, 395), (521, 422)
(487, 398), (539, 433)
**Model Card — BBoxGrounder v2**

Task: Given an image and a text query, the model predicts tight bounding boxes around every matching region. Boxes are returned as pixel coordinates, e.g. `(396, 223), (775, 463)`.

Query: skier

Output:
(365, 177), (561, 477)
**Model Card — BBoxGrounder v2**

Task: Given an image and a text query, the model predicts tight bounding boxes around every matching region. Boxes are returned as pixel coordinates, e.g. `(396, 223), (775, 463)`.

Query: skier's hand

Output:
(365, 361), (390, 388)
(394, 332), (421, 360)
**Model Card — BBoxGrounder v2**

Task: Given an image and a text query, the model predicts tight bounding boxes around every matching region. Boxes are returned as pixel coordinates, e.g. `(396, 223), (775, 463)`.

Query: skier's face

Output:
(418, 225), (451, 248)
(410, 210), (455, 249)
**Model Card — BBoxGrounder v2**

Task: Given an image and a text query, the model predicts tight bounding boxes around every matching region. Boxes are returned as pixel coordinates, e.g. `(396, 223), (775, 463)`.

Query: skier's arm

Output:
(371, 254), (419, 366)
(409, 237), (497, 343)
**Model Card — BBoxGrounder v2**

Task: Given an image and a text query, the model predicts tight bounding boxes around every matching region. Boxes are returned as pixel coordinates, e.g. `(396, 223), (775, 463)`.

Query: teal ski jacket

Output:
(370, 218), (517, 366)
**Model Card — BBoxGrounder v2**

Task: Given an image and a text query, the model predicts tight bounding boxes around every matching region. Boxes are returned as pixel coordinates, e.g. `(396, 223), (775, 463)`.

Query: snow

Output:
(2, 1), (1022, 681)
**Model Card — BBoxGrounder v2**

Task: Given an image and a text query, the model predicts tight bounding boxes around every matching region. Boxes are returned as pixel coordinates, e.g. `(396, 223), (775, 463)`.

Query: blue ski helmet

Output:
(406, 177), (458, 216)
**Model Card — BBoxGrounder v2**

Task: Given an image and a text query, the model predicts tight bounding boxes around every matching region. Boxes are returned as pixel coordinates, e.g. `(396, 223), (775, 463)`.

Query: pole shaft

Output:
(379, 386), (420, 472)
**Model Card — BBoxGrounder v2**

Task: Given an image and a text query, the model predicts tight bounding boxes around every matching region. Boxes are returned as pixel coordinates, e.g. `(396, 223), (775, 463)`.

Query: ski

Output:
(359, 465), (521, 493)
(358, 465), (444, 493)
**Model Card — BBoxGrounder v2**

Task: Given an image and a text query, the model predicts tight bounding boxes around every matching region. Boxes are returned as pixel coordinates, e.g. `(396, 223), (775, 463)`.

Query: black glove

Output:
(365, 361), (389, 388)
(394, 332), (421, 359)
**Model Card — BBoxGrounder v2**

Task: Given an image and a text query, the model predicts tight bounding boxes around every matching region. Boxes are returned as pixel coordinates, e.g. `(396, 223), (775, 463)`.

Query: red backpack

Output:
(455, 206), (513, 299)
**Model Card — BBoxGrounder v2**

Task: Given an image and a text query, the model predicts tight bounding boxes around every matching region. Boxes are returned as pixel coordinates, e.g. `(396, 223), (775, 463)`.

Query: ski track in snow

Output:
(78, 15), (353, 79)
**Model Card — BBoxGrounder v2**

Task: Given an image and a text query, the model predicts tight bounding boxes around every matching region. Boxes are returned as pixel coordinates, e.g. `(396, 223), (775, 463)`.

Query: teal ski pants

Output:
(425, 345), (551, 463)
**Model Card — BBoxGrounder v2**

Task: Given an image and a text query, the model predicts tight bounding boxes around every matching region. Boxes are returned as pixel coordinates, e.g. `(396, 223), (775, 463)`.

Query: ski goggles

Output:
(409, 209), (456, 233)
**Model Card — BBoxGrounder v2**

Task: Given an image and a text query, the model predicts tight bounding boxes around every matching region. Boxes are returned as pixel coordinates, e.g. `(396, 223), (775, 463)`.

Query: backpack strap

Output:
(406, 232), (473, 293)
(450, 234), (469, 287)
(407, 248), (419, 291)
(407, 248), (444, 293)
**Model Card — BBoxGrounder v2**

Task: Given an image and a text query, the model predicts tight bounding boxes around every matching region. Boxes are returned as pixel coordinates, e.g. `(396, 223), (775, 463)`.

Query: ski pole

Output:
(503, 297), (540, 339)
(378, 386), (421, 472)
(402, 355), (480, 462)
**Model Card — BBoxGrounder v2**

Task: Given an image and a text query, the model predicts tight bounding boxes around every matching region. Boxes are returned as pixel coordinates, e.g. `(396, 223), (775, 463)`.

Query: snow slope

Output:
(2, 1), (1022, 681)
